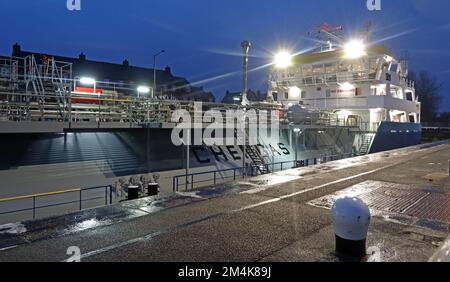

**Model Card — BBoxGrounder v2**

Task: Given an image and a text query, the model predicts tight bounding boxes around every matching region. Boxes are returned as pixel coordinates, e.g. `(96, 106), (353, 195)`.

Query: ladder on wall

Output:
(358, 133), (374, 155)
(235, 127), (271, 175)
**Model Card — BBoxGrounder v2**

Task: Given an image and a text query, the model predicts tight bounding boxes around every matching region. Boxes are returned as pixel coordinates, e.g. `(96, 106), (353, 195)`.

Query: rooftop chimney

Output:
(164, 66), (172, 75)
(12, 43), (21, 56)
(79, 53), (86, 61)
(123, 59), (129, 67)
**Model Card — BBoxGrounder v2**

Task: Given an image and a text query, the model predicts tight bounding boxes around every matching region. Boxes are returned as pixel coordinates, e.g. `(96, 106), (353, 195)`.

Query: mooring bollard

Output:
(147, 183), (159, 196)
(331, 197), (371, 258)
(127, 185), (139, 200)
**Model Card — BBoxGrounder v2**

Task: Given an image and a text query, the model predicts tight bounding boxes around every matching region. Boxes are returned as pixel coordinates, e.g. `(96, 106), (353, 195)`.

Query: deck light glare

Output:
(344, 40), (366, 59)
(79, 77), (96, 85)
(274, 51), (292, 68)
(137, 86), (150, 94)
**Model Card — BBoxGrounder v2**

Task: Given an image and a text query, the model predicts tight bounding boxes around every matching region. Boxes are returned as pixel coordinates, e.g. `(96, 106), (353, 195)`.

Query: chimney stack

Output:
(12, 43), (21, 56)
(79, 53), (86, 61)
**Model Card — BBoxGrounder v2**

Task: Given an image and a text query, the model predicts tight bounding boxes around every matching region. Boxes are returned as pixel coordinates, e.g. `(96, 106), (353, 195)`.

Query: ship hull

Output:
(370, 122), (422, 154)
(0, 127), (355, 197)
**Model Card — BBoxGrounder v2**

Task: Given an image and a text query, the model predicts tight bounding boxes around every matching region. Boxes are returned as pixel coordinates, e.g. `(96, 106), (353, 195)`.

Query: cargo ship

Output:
(0, 24), (421, 205)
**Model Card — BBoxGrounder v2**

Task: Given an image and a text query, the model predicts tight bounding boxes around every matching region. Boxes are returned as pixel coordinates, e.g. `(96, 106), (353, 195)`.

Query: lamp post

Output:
(294, 127), (301, 167)
(153, 50), (165, 99)
(240, 41), (251, 177)
(241, 41), (251, 107)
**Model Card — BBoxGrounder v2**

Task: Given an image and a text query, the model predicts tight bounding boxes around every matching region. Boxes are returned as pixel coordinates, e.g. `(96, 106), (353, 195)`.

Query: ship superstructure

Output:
(268, 23), (422, 154)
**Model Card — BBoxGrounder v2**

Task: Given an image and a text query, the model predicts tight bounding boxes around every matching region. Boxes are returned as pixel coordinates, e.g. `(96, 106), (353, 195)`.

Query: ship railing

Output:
(274, 70), (376, 87)
(300, 96), (369, 109)
(172, 152), (355, 192)
(0, 185), (114, 224)
(358, 121), (380, 133)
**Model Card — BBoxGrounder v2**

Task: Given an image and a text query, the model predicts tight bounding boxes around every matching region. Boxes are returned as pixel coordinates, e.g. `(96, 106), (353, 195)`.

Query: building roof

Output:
(11, 43), (189, 89)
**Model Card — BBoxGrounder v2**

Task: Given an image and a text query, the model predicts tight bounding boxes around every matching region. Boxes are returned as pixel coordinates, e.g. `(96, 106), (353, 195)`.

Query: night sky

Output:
(1, 0), (449, 111)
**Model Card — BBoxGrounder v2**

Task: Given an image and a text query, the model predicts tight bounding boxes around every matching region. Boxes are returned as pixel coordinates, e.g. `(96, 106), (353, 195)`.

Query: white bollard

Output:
(331, 197), (371, 258)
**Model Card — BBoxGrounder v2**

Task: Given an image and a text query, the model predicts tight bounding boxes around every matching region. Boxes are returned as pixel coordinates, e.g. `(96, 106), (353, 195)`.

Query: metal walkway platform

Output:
(0, 142), (449, 262)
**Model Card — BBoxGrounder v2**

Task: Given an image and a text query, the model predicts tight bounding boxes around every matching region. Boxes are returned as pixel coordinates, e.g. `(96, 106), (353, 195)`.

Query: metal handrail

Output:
(172, 152), (356, 192)
(0, 185), (114, 221)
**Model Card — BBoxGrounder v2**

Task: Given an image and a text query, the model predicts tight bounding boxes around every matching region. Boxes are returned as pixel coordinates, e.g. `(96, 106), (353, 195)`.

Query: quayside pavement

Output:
(0, 142), (449, 262)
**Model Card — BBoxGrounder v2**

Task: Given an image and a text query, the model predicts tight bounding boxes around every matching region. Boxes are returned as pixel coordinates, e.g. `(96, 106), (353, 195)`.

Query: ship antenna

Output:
(364, 20), (372, 42)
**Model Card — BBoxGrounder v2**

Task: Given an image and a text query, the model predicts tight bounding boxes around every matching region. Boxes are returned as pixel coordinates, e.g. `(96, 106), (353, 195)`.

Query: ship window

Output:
(406, 92), (413, 101)
(326, 89), (331, 97)
(371, 87), (377, 96)
(285, 92), (289, 99)
(338, 63), (348, 72)
(272, 92), (278, 101)
(386, 73), (391, 81)
(301, 91), (306, 99)
(325, 63), (336, 74)
(355, 88), (362, 97)
(313, 65), (323, 75)
(303, 66), (312, 76)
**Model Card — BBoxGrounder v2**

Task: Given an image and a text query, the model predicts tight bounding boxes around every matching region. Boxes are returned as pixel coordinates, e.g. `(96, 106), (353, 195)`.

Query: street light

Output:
(274, 51), (293, 68)
(343, 40), (366, 59)
(153, 50), (165, 99)
(137, 85), (150, 98)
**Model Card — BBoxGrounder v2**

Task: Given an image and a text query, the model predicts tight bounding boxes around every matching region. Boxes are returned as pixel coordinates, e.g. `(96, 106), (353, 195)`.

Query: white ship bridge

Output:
(269, 42), (421, 132)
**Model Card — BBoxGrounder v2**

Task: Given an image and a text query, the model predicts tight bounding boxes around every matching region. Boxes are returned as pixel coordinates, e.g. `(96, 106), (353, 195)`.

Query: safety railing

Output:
(173, 167), (245, 193)
(0, 185), (114, 223)
(172, 152), (356, 192)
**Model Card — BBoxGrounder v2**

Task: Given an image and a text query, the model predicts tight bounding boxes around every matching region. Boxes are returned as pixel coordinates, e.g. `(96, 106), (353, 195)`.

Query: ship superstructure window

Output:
(325, 63), (336, 74)
(390, 86), (404, 99)
(386, 73), (391, 81)
(303, 66), (312, 76)
(371, 85), (386, 96)
(406, 92), (413, 101)
(313, 64), (323, 75)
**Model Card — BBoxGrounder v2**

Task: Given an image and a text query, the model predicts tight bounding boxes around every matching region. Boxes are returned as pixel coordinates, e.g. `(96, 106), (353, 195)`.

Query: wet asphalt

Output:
(0, 143), (448, 262)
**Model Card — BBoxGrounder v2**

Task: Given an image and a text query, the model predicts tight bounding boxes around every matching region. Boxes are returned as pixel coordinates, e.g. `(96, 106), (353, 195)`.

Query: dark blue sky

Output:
(1, 0), (449, 110)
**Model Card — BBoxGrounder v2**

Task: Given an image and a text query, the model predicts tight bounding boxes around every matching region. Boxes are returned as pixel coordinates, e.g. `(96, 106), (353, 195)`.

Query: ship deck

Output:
(0, 141), (449, 262)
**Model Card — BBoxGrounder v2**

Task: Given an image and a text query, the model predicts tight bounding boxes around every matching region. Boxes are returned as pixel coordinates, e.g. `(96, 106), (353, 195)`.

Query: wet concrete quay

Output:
(0, 142), (449, 262)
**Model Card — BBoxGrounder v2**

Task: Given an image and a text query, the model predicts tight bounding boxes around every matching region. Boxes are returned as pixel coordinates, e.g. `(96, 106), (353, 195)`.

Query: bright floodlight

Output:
(79, 77), (96, 85)
(344, 40), (366, 59)
(274, 51), (292, 68)
(339, 82), (355, 91)
(137, 86), (150, 93)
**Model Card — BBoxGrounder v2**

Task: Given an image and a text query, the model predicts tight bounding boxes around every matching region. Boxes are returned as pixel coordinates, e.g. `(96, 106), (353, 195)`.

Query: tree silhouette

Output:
(408, 71), (443, 122)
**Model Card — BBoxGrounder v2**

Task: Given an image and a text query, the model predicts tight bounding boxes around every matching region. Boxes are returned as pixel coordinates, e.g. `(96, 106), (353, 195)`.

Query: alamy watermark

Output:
(170, 102), (280, 147)
(67, 0), (81, 11)
(367, 0), (381, 11)
(66, 246), (81, 262)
